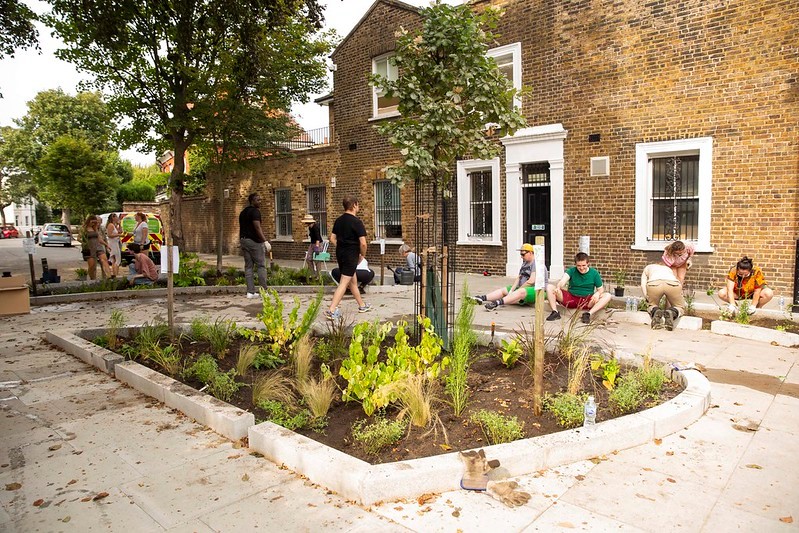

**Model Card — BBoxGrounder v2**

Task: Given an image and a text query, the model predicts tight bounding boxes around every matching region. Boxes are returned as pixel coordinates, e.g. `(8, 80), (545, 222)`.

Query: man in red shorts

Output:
(545, 252), (612, 324)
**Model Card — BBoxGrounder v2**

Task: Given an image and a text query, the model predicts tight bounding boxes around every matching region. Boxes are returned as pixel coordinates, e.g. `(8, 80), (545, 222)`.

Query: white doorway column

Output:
(501, 124), (568, 278)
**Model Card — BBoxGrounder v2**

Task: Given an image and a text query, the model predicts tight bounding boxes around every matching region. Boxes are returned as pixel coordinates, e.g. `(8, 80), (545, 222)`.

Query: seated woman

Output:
(127, 243), (160, 286)
(717, 256), (773, 314)
(393, 243), (421, 284)
(331, 257), (375, 292)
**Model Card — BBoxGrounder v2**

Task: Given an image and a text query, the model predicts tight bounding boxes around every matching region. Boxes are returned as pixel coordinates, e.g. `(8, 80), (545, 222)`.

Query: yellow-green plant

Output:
(497, 338), (523, 368)
(351, 417), (406, 456)
(254, 288), (323, 358)
(543, 392), (586, 428)
(469, 409), (525, 444)
(609, 375), (643, 414)
(446, 286), (477, 416)
(207, 369), (241, 402)
(184, 353), (218, 384)
(383, 374), (438, 427)
(590, 353), (621, 390)
(148, 344), (183, 376)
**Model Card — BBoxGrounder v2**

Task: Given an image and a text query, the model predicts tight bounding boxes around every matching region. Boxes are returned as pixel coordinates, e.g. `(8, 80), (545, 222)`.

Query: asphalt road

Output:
(0, 236), (85, 282)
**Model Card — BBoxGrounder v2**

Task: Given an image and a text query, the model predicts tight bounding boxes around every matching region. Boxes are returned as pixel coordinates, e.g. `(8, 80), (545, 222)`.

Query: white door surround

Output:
(501, 124), (568, 278)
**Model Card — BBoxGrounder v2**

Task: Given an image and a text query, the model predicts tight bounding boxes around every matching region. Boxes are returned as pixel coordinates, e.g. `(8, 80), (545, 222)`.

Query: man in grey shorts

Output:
(239, 193), (271, 298)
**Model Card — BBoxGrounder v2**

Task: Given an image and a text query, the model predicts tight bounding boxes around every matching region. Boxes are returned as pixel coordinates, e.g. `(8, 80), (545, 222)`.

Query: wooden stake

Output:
(533, 288), (545, 416)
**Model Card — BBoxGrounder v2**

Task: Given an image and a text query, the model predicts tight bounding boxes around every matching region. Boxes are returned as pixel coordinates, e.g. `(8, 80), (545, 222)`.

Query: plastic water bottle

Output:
(779, 296), (785, 312)
(631, 297), (638, 312)
(583, 395), (597, 431)
(625, 297), (632, 312)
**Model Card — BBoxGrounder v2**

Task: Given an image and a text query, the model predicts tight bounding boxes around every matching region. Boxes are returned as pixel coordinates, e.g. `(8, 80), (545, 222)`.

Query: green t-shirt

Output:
(565, 266), (603, 296)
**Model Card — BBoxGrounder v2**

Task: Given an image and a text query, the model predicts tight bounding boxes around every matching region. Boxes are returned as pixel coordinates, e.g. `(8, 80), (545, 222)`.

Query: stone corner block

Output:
(675, 315), (702, 330)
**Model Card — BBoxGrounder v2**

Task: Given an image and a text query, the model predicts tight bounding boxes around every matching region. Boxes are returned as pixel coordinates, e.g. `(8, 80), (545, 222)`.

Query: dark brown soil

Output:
(690, 310), (799, 333)
(112, 335), (682, 465)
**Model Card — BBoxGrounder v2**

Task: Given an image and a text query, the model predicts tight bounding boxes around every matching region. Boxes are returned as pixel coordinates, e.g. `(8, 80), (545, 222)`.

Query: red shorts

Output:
(561, 290), (593, 309)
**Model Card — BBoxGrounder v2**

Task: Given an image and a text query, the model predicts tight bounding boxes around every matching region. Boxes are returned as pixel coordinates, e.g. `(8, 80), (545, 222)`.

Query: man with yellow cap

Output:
(472, 243), (545, 310)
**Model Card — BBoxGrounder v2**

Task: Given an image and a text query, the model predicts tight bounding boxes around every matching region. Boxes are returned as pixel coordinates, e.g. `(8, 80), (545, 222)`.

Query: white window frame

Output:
(487, 42), (522, 109)
(633, 137), (713, 252)
(456, 158), (501, 246)
(274, 188), (293, 240)
(372, 53), (400, 119)
(373, 180), (403, 241)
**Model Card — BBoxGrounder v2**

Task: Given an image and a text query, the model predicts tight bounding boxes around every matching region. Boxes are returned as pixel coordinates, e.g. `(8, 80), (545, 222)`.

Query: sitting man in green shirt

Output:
(545, 252), (612, 324)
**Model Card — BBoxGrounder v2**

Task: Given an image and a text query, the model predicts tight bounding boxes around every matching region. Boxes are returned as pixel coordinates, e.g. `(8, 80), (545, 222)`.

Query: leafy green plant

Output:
(682, 288), (696, 316)
(543, 392), (586, 428)
(75, 267), (88, 279)
(184, 353), (218, 384)
(636, 362), (668, 398)
(207, 369), (241, 402)
(206, 317), (237, 359)
(250, 288), (323, 361)
(469, 409), (525, 444)
(590, 354), (621, 390)
(174, 252), (207, 287)
(351, 417), (406, 456)
(148, 344), (183, 376)
(92, 335), (109, 348)
(612, 269), (627, 287)
(609, 375), (643, 414)
(497, 338), (522, 368)
(446, 286), (477, 417)
(339, 317), (448, 416)
(256, 399), (312, 430)
(106, 310), (125, 350)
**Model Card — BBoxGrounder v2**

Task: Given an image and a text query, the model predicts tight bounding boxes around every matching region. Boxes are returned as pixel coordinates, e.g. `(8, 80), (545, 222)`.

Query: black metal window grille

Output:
(521, 162), (551, 186)
(374, 180), (402, 239)
(306, 186), (327, 236)
(650, 155), (699, 241)
(275, 189), (292, 237)
(469, 170), (492, 238)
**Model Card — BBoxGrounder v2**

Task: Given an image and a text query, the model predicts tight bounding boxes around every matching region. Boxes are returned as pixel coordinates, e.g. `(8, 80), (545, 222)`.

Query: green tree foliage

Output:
(117, 181), (155, 204)
(0, 0), (38, 58)
(371, 1), (526, 189)
(45, 0), (333, 247)
(38, 136), (118, 218)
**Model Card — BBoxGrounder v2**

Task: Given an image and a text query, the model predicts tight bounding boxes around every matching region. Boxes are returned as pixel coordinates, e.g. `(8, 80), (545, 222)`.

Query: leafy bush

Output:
(174, 253), (207, 287)
(351, 417), (406, 455)
(469, 409), (525, 444)
(256, 399), (313, 430)
(609, 375), (643, 414)
(207, 369), (241, 402)
(543, 392), (586, 428)
(117, 180), (155, 203)
(497, 338), (522, 368)
(184, 354), (218, 384)
(590, 354), (621, 390)
(636, 364), (668, 397)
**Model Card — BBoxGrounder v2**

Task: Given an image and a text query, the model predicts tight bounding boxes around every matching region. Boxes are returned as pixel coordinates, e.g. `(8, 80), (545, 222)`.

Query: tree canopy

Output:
(0, 0), (38, 58)
(371, 1), (527, 190)
(45, 0), (333, 246)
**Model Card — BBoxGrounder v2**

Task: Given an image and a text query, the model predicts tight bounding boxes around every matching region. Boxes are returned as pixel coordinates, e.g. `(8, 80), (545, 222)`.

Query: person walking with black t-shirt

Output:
(325, 195), (371, 320)
(239, 193), (270, 298)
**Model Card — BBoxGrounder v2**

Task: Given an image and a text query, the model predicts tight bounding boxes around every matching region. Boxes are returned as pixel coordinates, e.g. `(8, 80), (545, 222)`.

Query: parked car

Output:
(38, 223), (73, 247)
(0, 225), (20, 239)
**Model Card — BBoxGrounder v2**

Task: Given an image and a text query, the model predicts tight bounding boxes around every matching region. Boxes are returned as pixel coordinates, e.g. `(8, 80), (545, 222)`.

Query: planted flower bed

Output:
(90, 288), (681, 464)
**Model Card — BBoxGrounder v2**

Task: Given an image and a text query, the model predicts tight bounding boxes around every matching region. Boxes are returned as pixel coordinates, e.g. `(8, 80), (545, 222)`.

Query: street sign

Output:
(22, 238), (35, 255)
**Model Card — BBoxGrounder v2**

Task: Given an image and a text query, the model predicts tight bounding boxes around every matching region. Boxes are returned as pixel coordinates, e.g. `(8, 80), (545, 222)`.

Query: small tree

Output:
(371, 1), (526, 190)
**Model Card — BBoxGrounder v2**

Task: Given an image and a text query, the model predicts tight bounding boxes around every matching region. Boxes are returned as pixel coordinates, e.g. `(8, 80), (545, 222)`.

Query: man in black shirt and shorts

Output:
(239, 193), (270, 298)
(325, 195), (371, 320)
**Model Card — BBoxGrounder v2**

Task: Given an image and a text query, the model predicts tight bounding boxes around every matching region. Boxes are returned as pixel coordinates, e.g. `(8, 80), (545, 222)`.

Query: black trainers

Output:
(485, 300), (499, 310)
(651, 309), (665, 330)
(581, 312), (591, 324)
(546, 310), (561, 321)
(470, 296), (485, 304)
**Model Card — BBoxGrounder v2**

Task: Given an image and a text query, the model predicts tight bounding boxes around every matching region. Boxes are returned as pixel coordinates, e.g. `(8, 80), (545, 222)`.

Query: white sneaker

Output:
(246, 292), (258, 299)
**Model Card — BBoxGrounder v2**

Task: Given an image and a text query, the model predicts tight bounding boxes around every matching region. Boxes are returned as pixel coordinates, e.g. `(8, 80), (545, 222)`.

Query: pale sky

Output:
(0, 0), (457, 167)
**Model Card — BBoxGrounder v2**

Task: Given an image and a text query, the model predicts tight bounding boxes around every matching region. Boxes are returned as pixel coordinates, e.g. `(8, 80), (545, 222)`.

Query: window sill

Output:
(273, 237), (295, 243)
(456, 240), (503, 247)
(631, 241), (714, 253)
(368, 111), (401, 122)
(370, 239), (404, 245)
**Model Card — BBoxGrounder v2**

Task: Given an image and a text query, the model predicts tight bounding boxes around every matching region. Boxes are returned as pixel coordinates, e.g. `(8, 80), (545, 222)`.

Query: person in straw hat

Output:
(301, 213), (323, 276)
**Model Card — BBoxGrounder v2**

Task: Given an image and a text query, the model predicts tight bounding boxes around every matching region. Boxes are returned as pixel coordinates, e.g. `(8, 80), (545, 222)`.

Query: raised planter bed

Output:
(710, 320), (799, 347)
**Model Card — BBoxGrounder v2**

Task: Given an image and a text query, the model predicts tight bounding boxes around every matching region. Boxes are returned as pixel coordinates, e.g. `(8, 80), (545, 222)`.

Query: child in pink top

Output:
(662, 241), (694, 285)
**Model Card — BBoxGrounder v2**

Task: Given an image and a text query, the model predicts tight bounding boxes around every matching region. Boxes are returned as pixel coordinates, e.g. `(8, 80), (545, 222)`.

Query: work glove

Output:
(486, 480), (531, 508)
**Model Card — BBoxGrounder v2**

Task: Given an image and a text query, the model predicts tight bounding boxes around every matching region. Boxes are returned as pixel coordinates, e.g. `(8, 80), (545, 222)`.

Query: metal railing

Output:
(280, 126), (335, 150)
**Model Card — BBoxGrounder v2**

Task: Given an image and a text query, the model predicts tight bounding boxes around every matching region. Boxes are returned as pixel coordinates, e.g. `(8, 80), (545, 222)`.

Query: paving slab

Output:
(701, 501), (796, 532)
(520, 500), (647, 532)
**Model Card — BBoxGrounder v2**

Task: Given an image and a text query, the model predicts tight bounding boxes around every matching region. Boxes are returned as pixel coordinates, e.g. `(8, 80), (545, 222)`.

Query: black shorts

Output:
(337, 253), (359, 277)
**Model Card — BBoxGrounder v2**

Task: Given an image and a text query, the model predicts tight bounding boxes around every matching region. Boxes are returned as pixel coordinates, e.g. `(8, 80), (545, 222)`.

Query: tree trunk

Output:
(215, 169), (224, 273)
(61, 207), (71, 225)
(170, 143), (188, 250)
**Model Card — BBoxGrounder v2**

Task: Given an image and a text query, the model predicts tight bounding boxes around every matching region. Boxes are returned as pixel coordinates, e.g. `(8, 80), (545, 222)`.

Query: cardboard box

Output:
(0, 276), (30, 315)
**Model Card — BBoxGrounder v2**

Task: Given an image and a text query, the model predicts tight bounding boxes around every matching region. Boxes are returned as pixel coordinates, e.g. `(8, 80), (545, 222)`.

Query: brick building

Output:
(191, 0), (798, 297)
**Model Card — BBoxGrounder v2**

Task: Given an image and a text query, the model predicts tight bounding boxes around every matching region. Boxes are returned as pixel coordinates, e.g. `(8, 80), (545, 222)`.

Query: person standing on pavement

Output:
(106, 213), (122, 278)
(325, 195), (370, 320)
(239, 193), (270, 299)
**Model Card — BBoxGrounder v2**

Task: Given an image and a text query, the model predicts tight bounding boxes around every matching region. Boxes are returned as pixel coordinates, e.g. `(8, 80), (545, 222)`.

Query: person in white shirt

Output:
(331, 257), (375, 292)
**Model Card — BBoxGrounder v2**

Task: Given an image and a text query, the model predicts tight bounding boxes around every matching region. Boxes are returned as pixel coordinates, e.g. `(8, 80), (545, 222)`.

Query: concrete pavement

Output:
(1, 272), (797, 531)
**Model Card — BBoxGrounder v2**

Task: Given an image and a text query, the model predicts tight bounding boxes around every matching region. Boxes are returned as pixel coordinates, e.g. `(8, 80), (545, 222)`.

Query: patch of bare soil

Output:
(116, 336), (682, 465)
(691, 310), (799, 333)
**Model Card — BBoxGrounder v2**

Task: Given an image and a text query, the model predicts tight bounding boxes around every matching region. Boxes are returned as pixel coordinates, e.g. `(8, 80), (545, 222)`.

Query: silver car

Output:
(39, 223), (73, 247)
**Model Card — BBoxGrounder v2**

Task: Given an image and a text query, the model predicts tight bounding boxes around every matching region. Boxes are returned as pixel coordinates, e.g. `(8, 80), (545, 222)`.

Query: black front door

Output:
(522, 163), (551, 267)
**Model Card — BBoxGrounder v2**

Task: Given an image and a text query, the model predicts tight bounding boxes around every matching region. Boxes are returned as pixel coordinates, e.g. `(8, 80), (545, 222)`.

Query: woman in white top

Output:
(133, 212), (150, 246)
(106, 213), (122, 278)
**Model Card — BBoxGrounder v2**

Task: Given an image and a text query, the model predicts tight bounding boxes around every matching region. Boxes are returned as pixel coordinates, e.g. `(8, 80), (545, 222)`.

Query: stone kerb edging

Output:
(710, 320), (799, 347)
(47, 328), (254, 441)
(249, 356), (711, 505)
(48, 325), (710, 506)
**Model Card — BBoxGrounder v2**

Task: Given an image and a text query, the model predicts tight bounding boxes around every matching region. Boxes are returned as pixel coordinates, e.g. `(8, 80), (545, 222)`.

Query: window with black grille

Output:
(275, 189), (292, 237)
(469, 170), (492, 238)
(374, 180), (402, 239)
(650, 155), (698, 241)
(306, 186), (327, 236)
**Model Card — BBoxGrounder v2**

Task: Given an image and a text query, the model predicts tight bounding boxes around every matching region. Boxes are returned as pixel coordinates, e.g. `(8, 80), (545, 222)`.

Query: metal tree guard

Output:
(413, 179), (456, 350)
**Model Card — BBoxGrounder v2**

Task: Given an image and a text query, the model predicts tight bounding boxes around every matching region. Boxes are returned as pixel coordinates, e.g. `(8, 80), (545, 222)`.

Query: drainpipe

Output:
(793, 239), (799, 313)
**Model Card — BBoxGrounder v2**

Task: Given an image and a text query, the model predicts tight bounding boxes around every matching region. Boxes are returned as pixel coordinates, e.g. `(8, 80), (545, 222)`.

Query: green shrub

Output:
(609, 375), (643, 414)
(184, 354), (218, 384)
(252, 347), (286, 370)
(637, 365), (668, 397)
(351, 417), (406, 455)
(543, 392), (586, 428)
(469, 409), (525, 444)
(256, 399), (312, 430)
(174, 252), (207, 287)
(497, 338), (523, 368)
(207, 369), (241, 402)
